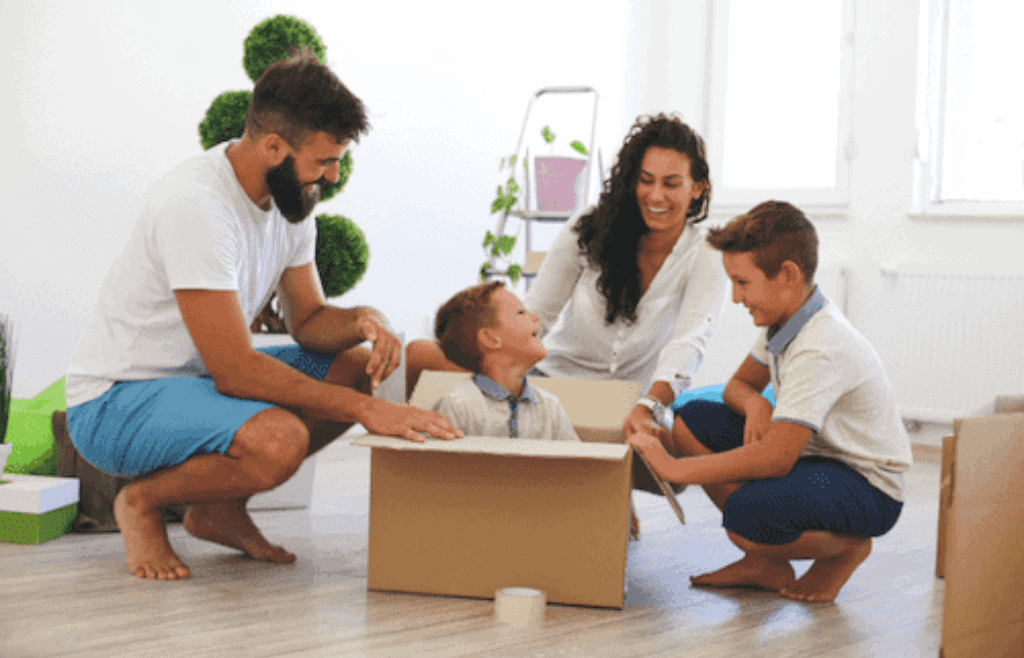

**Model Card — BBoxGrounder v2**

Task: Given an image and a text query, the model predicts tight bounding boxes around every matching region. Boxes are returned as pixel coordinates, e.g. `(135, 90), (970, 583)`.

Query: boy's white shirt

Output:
(750, 287), (912, 501)
(66, 141), (316, 407)
(432, 376), (580, 442)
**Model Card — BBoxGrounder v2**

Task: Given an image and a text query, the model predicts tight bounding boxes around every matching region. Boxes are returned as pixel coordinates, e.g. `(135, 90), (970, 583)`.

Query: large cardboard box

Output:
(939, 396), (1024, 658)
(0, 474), (79, 544)
(353, 371), (642, 609)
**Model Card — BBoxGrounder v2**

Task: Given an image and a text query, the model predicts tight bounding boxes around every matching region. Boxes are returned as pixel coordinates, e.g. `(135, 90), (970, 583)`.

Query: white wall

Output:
(1, 0), (637, 398)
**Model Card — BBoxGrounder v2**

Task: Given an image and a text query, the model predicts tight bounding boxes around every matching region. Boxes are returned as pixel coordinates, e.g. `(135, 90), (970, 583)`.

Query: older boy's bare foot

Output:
(781, 538), (871, 602)
(114, 487), (191, 580)
(691, 554), (796, 592)
(184, 500), (296, 563)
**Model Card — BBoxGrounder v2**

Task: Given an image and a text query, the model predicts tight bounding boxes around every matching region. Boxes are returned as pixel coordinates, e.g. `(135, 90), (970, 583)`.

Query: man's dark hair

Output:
(707, 200), (818, 283)
(245, 46), (369, 147)
(434, 281), (504, 373)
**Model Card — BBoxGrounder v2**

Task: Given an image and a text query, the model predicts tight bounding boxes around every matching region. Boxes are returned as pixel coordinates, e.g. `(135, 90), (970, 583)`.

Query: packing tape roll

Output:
(495, 587), (546, 626)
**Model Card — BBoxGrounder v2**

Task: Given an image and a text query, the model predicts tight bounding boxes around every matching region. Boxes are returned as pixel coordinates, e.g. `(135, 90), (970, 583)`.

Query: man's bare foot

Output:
(691, 554), (796, 592)
(780, 538), (871, 602)
(183, 500), (296, 563)
(114, 487), (191, 580)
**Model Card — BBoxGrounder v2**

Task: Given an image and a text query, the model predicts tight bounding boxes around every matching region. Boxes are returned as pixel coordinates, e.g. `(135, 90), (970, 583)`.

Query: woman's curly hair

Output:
(573, 113), (711, 324)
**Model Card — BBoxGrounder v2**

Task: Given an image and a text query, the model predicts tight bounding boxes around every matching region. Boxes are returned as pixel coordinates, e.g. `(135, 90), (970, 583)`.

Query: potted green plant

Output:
(481, 125), (588, 283)
(0, 314), (16, 472)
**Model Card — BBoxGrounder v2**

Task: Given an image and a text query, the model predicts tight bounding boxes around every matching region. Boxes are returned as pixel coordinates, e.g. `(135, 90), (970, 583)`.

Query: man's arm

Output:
(174, 287), (459, 442)
(276, 262), (400, 390)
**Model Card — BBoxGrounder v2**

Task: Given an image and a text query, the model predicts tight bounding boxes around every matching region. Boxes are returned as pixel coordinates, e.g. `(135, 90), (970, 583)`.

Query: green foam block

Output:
(4, 377), (66, 476)
(0, 502), (78, 544)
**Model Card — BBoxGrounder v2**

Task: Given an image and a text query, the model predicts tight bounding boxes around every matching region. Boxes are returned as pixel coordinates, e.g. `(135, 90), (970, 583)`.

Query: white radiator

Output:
(883, 266), (1024, 423)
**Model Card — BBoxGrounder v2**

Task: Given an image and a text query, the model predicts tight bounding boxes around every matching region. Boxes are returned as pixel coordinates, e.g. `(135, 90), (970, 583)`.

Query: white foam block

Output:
(0, 474), (80, 514)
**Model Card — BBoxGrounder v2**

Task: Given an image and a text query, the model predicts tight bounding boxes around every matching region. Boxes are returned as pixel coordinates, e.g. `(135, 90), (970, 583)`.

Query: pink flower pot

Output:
(534, 157), (587, 212)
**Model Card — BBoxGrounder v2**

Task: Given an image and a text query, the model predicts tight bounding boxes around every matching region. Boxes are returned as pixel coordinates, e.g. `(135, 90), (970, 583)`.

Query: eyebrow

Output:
(639, 170), (684, 179)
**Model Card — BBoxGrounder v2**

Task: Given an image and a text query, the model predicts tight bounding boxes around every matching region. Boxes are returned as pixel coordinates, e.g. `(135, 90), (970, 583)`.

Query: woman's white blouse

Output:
(524, 208), (728, 397)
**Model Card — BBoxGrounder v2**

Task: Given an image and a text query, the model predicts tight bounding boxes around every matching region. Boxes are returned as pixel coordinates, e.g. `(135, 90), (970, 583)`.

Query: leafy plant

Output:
(242, 15), (327, 85)
(481, 126), (588, 283)
(0, 315), (17, 444)
(315, 213), (369, 298)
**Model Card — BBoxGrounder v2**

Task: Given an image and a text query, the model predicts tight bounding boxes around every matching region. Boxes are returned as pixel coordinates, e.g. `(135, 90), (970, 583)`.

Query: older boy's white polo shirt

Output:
(750, 286), (912, 501)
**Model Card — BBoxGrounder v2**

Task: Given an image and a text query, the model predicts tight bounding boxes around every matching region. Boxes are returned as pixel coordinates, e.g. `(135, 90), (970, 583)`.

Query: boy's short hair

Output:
(707, 200), (818, 283)
(434, 281), (504, 372)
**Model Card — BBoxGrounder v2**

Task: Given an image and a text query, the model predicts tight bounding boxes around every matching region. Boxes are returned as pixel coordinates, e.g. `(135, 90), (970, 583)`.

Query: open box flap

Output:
(353, 435), (629, 461)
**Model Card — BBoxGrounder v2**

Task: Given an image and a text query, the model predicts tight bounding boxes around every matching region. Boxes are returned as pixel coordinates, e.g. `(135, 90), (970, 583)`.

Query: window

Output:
(705, 0), (853, 212)
(916, 0), (1024, 215)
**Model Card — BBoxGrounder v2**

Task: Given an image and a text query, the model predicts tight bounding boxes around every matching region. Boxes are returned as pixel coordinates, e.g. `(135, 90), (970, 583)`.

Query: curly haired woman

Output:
(406, 115), (729, 532)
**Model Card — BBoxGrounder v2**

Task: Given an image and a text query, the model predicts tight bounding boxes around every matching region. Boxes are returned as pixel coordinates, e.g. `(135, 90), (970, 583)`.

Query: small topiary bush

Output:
(242, 15), (327, 84)
(198, 90), (253, 151)
(316, 214), (369, 298)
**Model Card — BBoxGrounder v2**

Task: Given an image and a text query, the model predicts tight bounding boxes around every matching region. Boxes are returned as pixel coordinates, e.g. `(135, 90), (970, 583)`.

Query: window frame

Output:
(702, 0), (856, 217)
(912, 0), (1024, 219)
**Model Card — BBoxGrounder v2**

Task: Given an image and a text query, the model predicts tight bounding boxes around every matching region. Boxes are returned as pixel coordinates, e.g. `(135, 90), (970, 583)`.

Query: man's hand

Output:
(355, 309), (402, 390)
(361, 399), (463, 443)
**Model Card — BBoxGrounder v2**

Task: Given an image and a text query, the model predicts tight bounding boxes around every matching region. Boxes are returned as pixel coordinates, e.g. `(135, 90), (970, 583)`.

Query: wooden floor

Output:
(0, 433), (944, 658)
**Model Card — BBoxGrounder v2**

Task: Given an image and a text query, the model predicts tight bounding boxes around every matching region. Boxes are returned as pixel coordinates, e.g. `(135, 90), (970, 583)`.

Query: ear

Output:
(779, 260), (806, 289)
(478, 327), (502, 353)
(257, 132), (291, 167)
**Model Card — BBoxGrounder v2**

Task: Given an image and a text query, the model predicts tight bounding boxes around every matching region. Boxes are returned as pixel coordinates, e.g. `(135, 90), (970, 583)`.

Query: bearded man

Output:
(65, 50), (460, 580)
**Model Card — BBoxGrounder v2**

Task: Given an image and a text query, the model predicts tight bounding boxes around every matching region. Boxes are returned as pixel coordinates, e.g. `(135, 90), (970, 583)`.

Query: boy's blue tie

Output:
(507, 397), (519, 438)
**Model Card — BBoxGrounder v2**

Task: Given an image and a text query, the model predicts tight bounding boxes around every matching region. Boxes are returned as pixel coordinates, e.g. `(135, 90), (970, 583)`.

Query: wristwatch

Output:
(636, 395), (674, 431)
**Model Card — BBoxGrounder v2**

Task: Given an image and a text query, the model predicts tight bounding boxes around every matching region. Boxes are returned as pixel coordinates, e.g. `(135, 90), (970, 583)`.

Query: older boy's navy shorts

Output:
(677, 400), (903, 545)
(66, 345), (336, 478)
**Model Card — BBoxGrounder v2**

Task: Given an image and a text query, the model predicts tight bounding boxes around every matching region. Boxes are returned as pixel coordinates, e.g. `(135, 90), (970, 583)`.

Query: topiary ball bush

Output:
(315, 214), (369, 298)
(199, 90), (252, 150)
(319, 151), (353, 202)
(243, 15), (327, 84)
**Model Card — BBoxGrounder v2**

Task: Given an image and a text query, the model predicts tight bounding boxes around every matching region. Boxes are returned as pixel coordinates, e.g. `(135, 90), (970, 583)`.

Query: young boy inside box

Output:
(430, 281), (579, 442)
(627, 200), (912, 603)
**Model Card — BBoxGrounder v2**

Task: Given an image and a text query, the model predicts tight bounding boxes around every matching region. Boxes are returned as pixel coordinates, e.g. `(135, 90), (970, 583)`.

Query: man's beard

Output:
(266, 154), (324, 223)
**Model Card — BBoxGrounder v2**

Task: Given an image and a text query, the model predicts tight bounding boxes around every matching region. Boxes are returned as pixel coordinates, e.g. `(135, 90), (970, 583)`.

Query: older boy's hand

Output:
(356, 309), (402, 390)
(361, 400), (463, 442)
(743, 403), (773, 446)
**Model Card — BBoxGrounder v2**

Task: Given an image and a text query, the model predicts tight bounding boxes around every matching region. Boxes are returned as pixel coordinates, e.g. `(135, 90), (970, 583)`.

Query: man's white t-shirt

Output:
(66, 142), (316, 407)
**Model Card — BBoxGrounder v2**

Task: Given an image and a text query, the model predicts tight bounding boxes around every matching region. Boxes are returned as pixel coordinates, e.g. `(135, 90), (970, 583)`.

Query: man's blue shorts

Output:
(677, 400), (903, 545)
(66, 345), (337, 478)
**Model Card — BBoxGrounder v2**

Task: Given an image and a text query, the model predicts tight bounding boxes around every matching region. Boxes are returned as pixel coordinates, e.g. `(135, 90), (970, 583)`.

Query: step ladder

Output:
(484, 86), (600, 287)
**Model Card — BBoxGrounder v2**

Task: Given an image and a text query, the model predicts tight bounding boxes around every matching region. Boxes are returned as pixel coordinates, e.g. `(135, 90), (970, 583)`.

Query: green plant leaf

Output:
(490, 196), (506, 214)
(569, 140), (589, 156)
(509, 155), (517, 167)
(480, 262), (490, 281)
(496, 235), (516, 255)
(483, 230), (495, 247)
(314, 214), (369, 298)
(508, 264), (522, 284)
(541, 125), (555, 144)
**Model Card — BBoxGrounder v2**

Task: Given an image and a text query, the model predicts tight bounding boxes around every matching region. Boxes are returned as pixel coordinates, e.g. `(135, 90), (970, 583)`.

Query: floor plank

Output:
(0, 434), (943, 658)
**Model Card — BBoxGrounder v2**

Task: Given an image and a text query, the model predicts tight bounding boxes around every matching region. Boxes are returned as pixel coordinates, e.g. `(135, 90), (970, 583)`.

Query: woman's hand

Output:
(622, 404), (659, 439)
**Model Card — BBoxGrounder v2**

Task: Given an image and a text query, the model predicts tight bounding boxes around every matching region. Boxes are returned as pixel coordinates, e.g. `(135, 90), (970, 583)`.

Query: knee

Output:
(233, 409), (310, 490)
(323, 346), (373, 394)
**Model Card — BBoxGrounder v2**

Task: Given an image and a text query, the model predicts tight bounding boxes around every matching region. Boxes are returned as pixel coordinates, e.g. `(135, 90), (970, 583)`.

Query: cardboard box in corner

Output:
(353, 371), (642, 609)
(939, 395), (1024, 658)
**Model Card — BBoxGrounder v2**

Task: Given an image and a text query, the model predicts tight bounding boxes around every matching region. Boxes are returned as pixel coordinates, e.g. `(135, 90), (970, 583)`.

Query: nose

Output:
(325, 160), (341, 184)
(731, 283), (743, 305)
